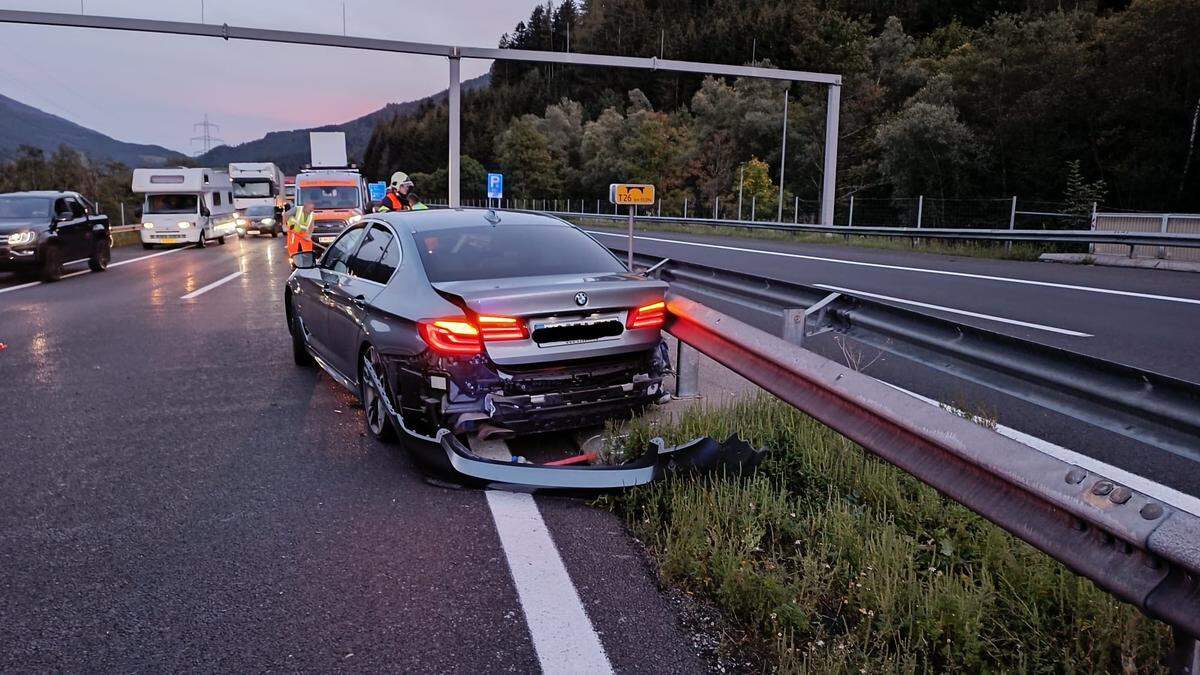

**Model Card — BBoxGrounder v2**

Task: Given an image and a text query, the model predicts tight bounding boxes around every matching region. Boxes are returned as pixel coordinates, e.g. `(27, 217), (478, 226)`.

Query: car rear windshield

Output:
(233, 179), (275, 198)
(0, 197), (51, 219)
(414, 223), (624, 282)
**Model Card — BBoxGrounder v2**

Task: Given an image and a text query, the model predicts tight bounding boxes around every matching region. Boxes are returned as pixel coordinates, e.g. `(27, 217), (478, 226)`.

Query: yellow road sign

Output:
(609, 183), (655, 206)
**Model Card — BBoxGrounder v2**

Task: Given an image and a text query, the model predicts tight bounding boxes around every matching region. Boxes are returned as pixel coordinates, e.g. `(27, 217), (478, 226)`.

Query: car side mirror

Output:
(200, 206), (211, 217)
(55, 210), (73, 222)
(291, 251), (317, 269)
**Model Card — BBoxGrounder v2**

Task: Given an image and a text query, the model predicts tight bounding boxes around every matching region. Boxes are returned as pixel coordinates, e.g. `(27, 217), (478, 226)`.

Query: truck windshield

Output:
(233, 179), (275, 198)
(0, 196), (51, 219)
(297, 185), (359, 210)
(146, 194), (198, 214)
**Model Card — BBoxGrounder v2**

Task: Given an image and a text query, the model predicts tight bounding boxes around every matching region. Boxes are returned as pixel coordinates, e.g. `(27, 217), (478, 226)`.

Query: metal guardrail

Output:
(561, 210), (1200, 250)
(639, 254), (1200, 463)
(664, 294), (1200, 658)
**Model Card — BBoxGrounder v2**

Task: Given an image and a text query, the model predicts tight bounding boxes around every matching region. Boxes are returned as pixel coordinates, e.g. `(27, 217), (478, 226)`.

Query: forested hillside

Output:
(362, 0), (1200, 213)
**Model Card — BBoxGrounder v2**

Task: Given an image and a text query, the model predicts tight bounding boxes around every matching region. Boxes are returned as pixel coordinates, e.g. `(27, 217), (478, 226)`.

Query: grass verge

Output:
(570, 217), (1080, 262)
(602, 395), (1172, 672)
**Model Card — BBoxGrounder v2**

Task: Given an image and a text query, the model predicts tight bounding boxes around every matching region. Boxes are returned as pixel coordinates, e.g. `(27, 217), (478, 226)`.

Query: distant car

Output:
(0, 191), (111, 281)
(235, 204), (281, 238)
(284, 209), (671, 454)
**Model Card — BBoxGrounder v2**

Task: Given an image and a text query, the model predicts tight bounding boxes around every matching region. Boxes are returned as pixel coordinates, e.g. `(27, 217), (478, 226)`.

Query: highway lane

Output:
(590, 227), (1200, 498)
(588, 228), (1200, 380)
(0, 237), (702, 672)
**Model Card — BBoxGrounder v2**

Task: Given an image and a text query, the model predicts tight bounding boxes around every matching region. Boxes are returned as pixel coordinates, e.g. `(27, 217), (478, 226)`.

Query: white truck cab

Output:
(133, 168), (238, 249)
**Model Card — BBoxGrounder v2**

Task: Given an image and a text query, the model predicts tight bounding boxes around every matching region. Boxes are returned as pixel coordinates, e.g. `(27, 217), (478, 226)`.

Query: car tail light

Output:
(627, 301), (666, 330)
(418, 316), (528, 355)
(477, 315), (528, 341)
(419, 319), (482, 355)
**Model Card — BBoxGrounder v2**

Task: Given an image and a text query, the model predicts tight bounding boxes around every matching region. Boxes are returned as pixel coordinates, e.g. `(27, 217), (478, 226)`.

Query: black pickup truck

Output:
(0, 191), (111, 281)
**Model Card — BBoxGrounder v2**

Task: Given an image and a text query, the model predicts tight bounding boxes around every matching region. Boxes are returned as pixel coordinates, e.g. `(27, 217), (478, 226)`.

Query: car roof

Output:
(1, 190), (78, 198)
(373, 208), (573, 234)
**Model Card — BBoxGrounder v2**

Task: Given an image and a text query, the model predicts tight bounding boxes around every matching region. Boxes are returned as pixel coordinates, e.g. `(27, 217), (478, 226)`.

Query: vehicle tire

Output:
(288, 298), (315, 367)
(271, 229), (279, 238)
(196, 230), (207, 249)
(360, 346), (398, 443)
(39, 244), (64, 282)
(218, 235), (227, 245)
(89, 238), (111, 272)
(142, 242), (154, 250)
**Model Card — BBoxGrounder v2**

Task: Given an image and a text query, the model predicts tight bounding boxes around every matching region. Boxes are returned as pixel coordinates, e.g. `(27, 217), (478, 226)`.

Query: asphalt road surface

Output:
(589, 227), (1200, 499)
(0, 238), (703, 672)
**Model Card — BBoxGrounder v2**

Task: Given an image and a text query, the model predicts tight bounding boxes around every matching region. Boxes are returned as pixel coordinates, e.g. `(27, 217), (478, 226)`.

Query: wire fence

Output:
(453, 195), (1095, 231)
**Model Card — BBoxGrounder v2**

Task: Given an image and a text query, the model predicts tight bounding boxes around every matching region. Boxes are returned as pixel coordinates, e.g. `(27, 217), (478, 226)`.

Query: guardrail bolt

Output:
(1108, 486), (1132, 505)
(1065, 469), (1087, 484)
(1091, 481), (1114, 496)
(1140, 503), (1164, 520)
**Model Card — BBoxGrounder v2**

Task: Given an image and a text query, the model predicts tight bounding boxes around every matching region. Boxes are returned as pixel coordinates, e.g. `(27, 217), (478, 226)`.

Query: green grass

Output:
(571, 217), (1071, 262)
(601, 395), (1172, 673)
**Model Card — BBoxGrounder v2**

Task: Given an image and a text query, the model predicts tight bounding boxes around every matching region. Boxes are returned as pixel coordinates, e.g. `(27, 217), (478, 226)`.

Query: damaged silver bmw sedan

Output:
(284, 209), (756, 489)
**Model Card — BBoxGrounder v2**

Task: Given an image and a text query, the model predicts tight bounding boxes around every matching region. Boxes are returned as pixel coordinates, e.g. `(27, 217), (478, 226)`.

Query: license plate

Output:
(318, 236), (337, 243)
(247, 230), (260, 235)
(159, 238), (182, 244)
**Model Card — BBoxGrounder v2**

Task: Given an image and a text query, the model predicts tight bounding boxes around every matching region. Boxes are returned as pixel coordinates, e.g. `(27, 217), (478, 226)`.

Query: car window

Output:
(414, 223), (625, 282)
(66, 199), (86, 218)
(53, 198), (69, 217)
(212, 192), (222, 206)
(321, 226), (367, 275)
(348, 224), (400, 284)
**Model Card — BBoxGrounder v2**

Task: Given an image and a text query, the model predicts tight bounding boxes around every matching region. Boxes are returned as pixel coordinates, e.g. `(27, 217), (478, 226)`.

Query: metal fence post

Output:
(1159, 214), (1169, 259)
(683, 198), (688, 219)
(714, 196), (719, 220)
(119, 202), (125, 226)
(1007, 195), (1016, 253)
(596, 198), (600, 214)
(737, 166), (744, 220)
(794, 196), (799, 223)
(848, 195), (855, 227)
(917, 195), (924, 228)
(675, 339), (701, 398)
(750, 196), (756, 222)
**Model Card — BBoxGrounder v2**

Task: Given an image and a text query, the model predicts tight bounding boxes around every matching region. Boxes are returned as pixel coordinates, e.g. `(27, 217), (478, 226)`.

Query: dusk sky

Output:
(0, 0), (541, 153)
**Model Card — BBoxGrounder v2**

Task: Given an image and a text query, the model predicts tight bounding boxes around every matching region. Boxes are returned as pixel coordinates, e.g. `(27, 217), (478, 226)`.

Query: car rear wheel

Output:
(89, 238), (110, 272)
(217, 235), (227, 245)
(39, 244), (63, 282)
(141, 242), (154, 250)
(360, 346), (397, 443)
(288, 298), (314, 367)
(270, 229), (279, 238)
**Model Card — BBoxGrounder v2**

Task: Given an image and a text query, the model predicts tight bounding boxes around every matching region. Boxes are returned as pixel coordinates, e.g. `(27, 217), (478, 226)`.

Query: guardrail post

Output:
(1159, 214), (1169, 259)
(674, 339), (701, 398)
(1169, 628), (1199, 675)
(782, 308), (805, 345)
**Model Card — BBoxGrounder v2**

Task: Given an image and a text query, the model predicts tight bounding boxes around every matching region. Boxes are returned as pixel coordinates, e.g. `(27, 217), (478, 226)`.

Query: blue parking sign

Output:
(368, 181), (387, 202)
(487, 173), (503, 199)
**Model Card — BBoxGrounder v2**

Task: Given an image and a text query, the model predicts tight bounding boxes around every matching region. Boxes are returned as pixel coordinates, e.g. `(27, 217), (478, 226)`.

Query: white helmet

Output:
(390, 171), (414, 190)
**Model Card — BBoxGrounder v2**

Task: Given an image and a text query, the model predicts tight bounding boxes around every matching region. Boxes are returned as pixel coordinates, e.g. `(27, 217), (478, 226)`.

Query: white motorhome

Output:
(133, 168), (238, 249)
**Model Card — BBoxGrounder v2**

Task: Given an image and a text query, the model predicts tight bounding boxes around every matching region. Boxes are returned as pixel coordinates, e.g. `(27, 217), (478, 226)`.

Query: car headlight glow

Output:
(142, 222), (155, 229)
(260, 218), (275, 225)
(8, 230), (36, 245)
(236, 218), (248, 226)
(347, 214), (362, 224)
(177, 221), (192, 229)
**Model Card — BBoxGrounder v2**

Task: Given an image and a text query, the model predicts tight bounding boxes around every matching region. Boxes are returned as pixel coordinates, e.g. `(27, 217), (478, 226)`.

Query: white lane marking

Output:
(885, 382), (1200, 517)
(485, 490), (613, 675)
(180, 270), (243, 300)
(108, 245), (195, 268)
(586, 230), (1200, 306)
(814, 284), (1093, 337)
(0, 245), (194, 296)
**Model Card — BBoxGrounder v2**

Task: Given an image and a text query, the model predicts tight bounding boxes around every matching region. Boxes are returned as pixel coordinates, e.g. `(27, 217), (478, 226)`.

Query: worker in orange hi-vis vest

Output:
(287, 201), (315, 258)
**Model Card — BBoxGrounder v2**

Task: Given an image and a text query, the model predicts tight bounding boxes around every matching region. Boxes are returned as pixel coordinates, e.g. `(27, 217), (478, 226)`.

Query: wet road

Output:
(0, 237), (701, 672)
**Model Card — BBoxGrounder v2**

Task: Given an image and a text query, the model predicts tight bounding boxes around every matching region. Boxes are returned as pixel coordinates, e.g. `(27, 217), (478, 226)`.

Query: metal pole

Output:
(1159, 214), (1169, 259)
(737, 165), (744, 220)
(917, 195), (924, 228)
(1007, 195), (1016, 253)
(819, 84), (840, 226)
(713, 196), (719, 220)
(447, 55), (461, 208)
(596, 198), (600, 214)
(778, 89), (788, 222)
(750, 196), (756, 221)
(683, 198), (688, 219)
(848, 195), (854, 227)
(627, 205), (635, 270)
(119, 202), (125, 226)
(794, 196), (799, 223)
(657, 200), (661, 217)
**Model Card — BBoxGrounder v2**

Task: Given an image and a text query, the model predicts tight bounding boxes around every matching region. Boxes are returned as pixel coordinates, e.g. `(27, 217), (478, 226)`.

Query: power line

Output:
(190, 113), (223, 156)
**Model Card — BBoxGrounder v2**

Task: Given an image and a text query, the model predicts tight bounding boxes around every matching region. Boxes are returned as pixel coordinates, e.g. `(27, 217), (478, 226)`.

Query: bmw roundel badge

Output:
(575, 292), (588, 306)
